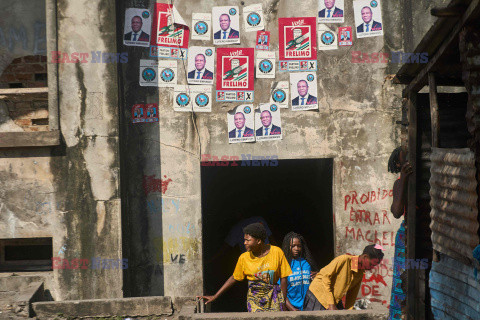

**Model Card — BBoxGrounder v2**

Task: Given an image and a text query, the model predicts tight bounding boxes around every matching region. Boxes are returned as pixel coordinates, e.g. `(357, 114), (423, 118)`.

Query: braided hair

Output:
(388, 147), (403, 174)
(281, 232), (318, 271)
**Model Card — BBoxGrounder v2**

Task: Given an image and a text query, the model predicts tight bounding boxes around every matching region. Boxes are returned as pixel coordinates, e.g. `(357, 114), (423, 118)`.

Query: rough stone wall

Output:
(0, 0), (122, 301)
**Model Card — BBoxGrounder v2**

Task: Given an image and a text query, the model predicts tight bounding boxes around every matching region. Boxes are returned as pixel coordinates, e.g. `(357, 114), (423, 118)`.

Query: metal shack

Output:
(395, 0), (480, 319)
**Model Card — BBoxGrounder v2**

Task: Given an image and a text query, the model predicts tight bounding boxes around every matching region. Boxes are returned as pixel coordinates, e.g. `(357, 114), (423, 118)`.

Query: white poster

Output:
(270, 81), (290, 109)
(318, 24), (338, 50)
(192, 86), (212, 112)
(124, 8), (151, 47)
(318, 0), (345, 24)
(212, 6), (241, 45)
(243, 4), (265, 32)
(187, 47), (215, 85)
(227, 105), (255, 144)
(255, 104), (282, 141)
(354, 0), (384, 38)
(256, 51), (276, 79)
(139, 60), (177, 87)
(174, 85), (192, 112)
(192, 13), (211, 40)
(290, 72), (318, 111)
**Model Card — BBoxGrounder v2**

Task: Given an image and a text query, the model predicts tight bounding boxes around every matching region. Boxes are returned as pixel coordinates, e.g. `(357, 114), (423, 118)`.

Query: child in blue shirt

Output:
(279, 232), (318, 311)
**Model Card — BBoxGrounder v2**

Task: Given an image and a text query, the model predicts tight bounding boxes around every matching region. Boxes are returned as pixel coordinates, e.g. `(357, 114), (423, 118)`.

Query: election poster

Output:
(145, 104), (159, 122)
(132, 104), (145, 123)
(255, 104), (282, 142)
(256, 51), (275, 79)
(227, 105), (255, 144)
(212, 6), (240, 45)
(187, 47), (215, 85)
(256, 31), (270, 51)
(192, 13), (211, 40)
(150, 3), (189, 60)
(132, 104), (158, 123)
(318, 24), (338, 50)
(243, 4), (265, 32)
(353, 0), (384, 38)
(216, 48), (254, 102)
(139, 59), (177, 87)
(124, 8), (152, 47)
(173, 85), (192, 112)
(192, 86), (212, 112)
(318, 0), (344, 24)
(290, 72), (318, 111)
(279, 17), (317, 72)
(338, 26), (353, 46)
(270, 81), (289, 109)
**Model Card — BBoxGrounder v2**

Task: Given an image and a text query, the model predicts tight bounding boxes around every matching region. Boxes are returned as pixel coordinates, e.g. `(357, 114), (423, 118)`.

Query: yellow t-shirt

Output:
(233, 245), (292, 285)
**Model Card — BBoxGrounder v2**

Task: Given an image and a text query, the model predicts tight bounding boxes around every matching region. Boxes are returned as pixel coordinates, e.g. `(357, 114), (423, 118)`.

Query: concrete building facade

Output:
(0, 0), (450, 312)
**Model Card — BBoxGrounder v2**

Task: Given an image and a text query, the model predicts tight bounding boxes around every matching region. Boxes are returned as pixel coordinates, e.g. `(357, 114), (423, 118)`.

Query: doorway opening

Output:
(201, 158), (334, 312)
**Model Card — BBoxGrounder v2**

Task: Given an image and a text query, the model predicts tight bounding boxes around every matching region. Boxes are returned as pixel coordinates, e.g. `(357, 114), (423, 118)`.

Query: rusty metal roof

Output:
(429, 148), (479, 264)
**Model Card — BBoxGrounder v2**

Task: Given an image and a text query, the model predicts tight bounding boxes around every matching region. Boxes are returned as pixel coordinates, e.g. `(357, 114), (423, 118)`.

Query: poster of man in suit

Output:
(124, 8), (151, 47)
(228, 105), (255, 144)
(354, 0), (383, 38)
(187, 47), (215, 85)
(255, 104), (282, 142)
(290, 72), (319, 111)
(318, 0), (344, 24)
(213, 6), (240, 45)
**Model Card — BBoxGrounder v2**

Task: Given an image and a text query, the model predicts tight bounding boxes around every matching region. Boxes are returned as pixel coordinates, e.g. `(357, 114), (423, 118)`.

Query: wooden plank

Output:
(0, 130), (60, 148)
(0, 87), (48, 95)
(407, 91), (418, 320)
(429, 73), (440, 148)
(407, 0), (480, 92)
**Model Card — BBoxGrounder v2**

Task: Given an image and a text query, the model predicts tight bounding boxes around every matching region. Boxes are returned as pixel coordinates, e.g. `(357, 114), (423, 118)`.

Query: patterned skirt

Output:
(389, 220), (406, 320)
(246, 280), (285, 312)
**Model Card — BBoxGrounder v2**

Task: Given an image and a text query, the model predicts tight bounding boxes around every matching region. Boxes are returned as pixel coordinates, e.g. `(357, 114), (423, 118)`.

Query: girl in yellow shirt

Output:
(198, 222), (293, 312)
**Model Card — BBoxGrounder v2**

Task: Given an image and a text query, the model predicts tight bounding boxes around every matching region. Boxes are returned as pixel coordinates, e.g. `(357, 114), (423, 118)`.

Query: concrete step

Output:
(0, 281), (45, 318)
(33, 296), (174, 319)
(182, 307), (388, 320)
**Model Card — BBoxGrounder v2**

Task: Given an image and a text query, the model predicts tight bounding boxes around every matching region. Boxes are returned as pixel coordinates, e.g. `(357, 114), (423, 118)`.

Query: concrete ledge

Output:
(33, 296), (173, 319)
(184, 308), (388, 320)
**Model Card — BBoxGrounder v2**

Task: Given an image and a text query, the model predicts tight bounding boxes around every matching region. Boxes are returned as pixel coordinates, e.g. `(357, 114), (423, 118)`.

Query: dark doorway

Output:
(201, 158), (334, 312)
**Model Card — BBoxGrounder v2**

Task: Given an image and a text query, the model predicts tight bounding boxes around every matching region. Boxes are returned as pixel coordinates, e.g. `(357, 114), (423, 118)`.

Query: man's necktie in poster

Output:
(243, 4), (265, 32)
(216, 48), (255, 103)
(150, 3), (189, 60)
(353, 0), (383, 38)
(192, 13), (211, 41)
(290, 72), (319, 111)
(173, 85), (212, 112)
(256, 51), (276, 79)
(279, 17), (317, 72)
(228, 105), (255, 144)
(187, 47), (215, 85)
(212, 6), (241, 45)
(270, 81), (290, 109)
(139, 59), (177, 87)
(124, 8), (151, 47)
(318, 0), (345, 24)
(318, 25), (338, 50)
(255, 104), (282, 142)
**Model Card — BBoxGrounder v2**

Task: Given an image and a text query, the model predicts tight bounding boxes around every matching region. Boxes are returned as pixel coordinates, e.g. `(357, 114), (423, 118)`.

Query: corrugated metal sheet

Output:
(430, 254), (480, 320)
(429, 148), (479, 263)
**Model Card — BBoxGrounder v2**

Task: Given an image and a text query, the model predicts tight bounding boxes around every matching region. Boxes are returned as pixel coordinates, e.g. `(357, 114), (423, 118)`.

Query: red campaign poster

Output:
(132, 104), (145, 123)
(132, 104), (159, 123)
(278, 17), (317, 72)
(338, 26), (353, 46)
(216, 48), (255, 102)
(150, 3), (189, 60)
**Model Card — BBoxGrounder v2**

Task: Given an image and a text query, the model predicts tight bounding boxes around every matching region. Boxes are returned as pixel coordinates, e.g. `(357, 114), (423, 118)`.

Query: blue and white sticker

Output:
(270, 81), (290, 109)
(318, 24), (338, 51)
(243, 4), (265, 32)
(139, 60), (177, 87)
(192, 13), (211, 41)
(256, 51), (276, 79)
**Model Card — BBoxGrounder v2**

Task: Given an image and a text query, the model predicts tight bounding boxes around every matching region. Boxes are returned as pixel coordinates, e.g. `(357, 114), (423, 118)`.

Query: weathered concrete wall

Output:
(120, 0), (404, 306)
(0, 0), (122, 301)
